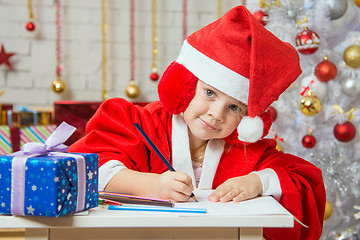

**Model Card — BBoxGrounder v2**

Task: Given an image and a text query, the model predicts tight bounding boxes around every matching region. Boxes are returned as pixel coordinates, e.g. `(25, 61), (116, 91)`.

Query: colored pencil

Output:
(107, 205), (207, 213)
(134, 123), (198, 202)
(99, 198), (122, 206)
(99, 191), (171, 202)
(99, 191), (174, 207)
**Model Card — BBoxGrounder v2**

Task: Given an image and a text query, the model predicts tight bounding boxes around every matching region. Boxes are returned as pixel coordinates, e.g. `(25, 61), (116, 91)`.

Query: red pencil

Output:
(99, 198), (122, 206)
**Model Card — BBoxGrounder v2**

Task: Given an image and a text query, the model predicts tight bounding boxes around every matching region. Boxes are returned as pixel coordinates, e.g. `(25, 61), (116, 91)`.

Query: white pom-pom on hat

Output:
(237, 116), (264, 143)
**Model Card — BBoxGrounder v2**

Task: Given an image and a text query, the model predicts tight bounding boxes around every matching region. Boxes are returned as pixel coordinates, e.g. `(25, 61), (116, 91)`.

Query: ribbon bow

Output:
(259, 0), (281, 9)
(272, 129), (284, 142)
(19, 121), (75, 156)
(300, 80), (315, 96)
(9, 121), (79, 216)
(332, 104), (356, 122)
(296, 16), (309, 27)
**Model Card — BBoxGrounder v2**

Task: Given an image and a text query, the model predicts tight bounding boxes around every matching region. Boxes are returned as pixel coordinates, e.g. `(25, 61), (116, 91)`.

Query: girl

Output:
(70, 6), (325, 240)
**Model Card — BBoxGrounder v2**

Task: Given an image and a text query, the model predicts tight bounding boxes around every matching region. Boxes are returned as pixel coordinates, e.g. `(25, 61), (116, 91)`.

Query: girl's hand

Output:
(208, 174), (263, 202)
(152, 170), (194, 202)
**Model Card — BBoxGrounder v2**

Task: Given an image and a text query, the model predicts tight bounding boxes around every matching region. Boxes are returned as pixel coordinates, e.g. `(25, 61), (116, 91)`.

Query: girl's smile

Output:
(199, 118), (218, 131)
(183, 80), (248, 144)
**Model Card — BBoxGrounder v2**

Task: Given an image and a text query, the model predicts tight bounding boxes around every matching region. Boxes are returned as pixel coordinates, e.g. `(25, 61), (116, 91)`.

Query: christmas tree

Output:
(247, 0), (360, 239)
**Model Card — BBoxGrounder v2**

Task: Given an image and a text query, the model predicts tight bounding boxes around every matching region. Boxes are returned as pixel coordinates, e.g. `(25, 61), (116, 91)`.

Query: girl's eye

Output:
(229, 105), (239, 112)
(205, 89), (215, 97)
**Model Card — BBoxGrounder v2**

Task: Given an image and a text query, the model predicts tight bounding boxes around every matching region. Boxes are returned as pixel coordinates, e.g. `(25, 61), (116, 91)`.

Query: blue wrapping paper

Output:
(0, 153), (98, 217)
(0, 122), (99, 217)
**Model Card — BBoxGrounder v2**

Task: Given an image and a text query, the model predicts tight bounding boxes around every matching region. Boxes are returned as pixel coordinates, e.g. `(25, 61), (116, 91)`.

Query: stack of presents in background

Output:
(0, 101), (103, 217)
(0, 101), (102, 154)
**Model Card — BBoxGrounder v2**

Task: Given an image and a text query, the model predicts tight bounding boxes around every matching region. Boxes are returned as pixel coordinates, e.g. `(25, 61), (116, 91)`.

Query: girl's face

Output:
(183, 80), (247, 141)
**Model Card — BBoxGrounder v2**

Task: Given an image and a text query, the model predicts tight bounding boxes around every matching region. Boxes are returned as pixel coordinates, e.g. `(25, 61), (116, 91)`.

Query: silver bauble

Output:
(325, 0), (348, 20)
(341, 78), (360, 96)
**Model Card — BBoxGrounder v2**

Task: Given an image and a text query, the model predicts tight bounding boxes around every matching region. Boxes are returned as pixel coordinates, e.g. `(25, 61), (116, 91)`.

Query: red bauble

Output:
(315, 59), (337, 82)
(295, 28), (320, 55)
(302, 134), (316, 148)
(333, 121), (356, 142)
(253, 10), (269, 26)
(266, 106), (277, 122)
(150, 72), (159, 81)
(26, 22), (36, 31)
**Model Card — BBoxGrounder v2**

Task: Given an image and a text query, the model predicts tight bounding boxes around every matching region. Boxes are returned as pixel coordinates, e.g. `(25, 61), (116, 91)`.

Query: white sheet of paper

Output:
(174, 189), (291, 216)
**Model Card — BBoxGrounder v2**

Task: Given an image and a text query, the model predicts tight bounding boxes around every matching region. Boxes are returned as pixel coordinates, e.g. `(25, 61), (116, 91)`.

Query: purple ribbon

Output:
(9, 122), (86, 215)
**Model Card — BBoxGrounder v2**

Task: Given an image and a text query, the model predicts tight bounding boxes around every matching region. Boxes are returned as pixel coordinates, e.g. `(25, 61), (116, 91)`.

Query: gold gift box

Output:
(2, 106), (54, 127)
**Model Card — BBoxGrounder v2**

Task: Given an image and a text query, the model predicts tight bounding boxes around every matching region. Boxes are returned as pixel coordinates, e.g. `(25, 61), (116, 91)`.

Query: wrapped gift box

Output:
(0, 103), (13, 111)
(0, 152), (99, 217)
(0, 103), (13, 125)
(54, 101), (103, 145)
(20, 125), (57, 147)
(54, 101), (149, 145)
(0, 125), (56, 154)
(7, 107), (53, 127)
(0, 122), (99, 217)
(0, 126), (19, 154)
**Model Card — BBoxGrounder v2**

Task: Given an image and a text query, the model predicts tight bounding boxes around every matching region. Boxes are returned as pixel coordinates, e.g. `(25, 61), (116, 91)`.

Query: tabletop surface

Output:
(0, 193), (294, 229)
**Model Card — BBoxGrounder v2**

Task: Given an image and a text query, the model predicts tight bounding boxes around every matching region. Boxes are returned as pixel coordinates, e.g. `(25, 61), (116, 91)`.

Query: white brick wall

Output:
(0, 0), (243, 107)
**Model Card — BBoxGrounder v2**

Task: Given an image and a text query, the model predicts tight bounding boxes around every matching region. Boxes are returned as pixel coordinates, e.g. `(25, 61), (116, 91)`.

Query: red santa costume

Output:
(70, 6), (326, 240)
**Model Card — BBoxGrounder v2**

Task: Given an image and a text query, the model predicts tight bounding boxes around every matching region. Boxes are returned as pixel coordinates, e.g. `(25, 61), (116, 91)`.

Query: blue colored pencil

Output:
(108, 204), (207, 213)
(134, 123), (198, 202)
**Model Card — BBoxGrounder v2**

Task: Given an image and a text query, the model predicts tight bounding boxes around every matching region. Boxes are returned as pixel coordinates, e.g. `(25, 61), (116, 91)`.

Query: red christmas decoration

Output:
(295, 28), (320, 55)
(314, 58), (337, 82)
(253, 10), (269, 26)
(0, 44), (15, 69)
(333, 121), (356, 142)
(302, 134), (316, 148)
(26, 21), (36, 31)
(266, 106), (277, 122)
(150, 72), (159, 81)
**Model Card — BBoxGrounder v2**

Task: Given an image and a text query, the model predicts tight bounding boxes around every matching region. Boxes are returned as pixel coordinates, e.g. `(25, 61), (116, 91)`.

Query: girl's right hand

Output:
(152, 170), (194, 202)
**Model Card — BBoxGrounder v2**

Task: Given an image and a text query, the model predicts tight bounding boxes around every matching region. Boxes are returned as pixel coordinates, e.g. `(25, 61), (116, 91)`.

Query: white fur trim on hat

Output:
(176, 40), (250, 104)
(237, 116), (264, 143)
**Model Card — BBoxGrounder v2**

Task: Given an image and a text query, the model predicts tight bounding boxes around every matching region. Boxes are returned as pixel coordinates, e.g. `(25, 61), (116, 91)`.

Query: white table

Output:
(0, 196), (294, 240)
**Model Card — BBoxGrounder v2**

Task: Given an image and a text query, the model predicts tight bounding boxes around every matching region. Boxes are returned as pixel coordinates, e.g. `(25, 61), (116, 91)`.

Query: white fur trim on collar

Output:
(172, 114), (225, 189)
(197, 139), (225, 189)
(172, 114), (195, 184)
(176, 40), (249, 104)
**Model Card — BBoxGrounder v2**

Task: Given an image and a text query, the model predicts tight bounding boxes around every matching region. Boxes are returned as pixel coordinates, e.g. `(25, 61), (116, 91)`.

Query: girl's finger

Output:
(208, 187), (229, 202)
(232, 190), (255, 202)
(219, 190), (237, 202)
(173, 172), (194, 191)
(168, 190), (191, 202)
(171, 179), (193, 196)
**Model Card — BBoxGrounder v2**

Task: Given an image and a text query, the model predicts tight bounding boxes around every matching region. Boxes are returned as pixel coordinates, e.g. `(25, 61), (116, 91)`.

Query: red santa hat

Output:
(158, 6), (302, 144)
